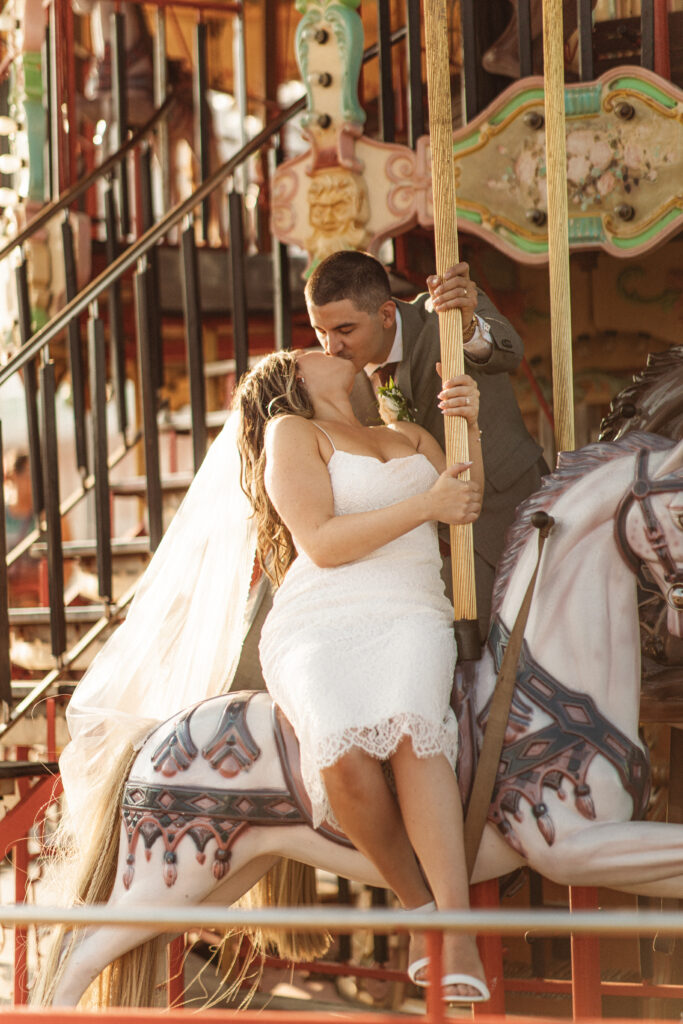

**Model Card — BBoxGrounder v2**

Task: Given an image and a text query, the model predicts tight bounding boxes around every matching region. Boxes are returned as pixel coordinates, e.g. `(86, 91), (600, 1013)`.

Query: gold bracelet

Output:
(462, 316), (477, 342)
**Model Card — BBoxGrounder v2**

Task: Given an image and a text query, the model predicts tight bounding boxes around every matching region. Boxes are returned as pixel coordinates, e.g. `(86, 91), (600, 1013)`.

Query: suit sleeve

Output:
(468, 290), (523, 376)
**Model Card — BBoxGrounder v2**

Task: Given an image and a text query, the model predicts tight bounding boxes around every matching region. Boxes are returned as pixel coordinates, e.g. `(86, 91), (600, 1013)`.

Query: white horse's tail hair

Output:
(242, 858), (330, 962)
(211, 859), (331, 1009)
(33, 736), (164, 1009)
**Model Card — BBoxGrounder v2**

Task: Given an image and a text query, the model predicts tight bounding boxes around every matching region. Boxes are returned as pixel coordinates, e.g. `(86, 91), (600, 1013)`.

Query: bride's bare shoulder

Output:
(264, 415), (318, 450)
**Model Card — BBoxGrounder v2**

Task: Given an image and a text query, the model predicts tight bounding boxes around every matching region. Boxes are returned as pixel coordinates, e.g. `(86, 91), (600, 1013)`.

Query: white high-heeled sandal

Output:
(405, 900), (436, 988)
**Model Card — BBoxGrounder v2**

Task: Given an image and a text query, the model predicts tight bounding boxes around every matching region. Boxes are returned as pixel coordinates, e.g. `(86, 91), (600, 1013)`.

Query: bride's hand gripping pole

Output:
(423, 0), (479, 660)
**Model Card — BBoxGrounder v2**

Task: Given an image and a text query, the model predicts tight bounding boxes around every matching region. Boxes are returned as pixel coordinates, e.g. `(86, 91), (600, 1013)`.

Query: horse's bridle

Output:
(614, 448), (683, 611)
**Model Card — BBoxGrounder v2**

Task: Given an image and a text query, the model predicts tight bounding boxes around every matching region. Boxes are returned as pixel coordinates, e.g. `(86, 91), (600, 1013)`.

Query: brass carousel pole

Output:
(423, 0), (479, 660)
(543, 0), (575, 453)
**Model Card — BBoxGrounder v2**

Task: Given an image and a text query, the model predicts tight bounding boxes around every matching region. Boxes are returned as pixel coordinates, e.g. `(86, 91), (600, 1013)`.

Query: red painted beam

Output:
(0, 775), (62, 861)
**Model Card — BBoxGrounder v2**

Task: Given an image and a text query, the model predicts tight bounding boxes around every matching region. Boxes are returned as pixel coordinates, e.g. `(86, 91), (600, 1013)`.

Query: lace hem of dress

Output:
(302, 713), (459, 829)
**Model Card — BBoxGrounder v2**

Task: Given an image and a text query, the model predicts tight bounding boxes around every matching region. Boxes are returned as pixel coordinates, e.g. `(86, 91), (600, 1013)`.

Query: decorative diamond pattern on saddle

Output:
(482, 617), (651, 857)
(201, 696), (262, 777)
(121, 780), (308, 889)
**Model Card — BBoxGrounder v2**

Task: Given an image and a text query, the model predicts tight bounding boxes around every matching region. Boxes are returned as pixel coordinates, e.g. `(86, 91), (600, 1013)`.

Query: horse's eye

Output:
(671, 509), (683, 532)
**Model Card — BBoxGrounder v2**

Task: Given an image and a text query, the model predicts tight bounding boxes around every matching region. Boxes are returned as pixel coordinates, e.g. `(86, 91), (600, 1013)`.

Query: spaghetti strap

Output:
(312, 422), (336, 450)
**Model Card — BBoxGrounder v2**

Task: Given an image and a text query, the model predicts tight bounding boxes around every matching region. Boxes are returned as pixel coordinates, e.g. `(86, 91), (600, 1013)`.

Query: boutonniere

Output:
(376, 377), (416, 424)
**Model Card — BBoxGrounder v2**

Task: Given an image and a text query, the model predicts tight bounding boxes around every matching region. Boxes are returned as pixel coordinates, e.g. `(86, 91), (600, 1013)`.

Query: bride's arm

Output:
(263, 417), (481, 569)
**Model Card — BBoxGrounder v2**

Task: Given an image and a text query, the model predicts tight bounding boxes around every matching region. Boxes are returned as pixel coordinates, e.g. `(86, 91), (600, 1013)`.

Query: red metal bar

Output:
(0, 775), (62, 861)
(424, 931), (446, 1024)
(654, 0), (671, 79)
(520, 356), (555, 429)
(471, 880), (505, 1017)
(46, 697), (57, 762)
(570, 886), (602, 1019)
(503, 977), (683, 999)
(3, 1010), (682, 1023)
(13, 839), (29, 1005)
(167, 936), (186, 1007)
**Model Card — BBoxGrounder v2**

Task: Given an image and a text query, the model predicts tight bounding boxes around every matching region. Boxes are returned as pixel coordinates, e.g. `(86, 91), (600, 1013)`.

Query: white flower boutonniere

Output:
(376, 377), (416, 425)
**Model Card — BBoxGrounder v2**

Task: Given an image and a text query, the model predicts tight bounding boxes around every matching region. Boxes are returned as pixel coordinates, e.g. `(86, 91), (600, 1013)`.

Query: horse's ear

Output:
(653, 437), (683, 479)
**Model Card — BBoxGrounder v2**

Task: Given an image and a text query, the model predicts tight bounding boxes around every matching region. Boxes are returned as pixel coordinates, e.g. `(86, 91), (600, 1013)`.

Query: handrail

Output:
(1, 904), (683, 937)
(0, 94), (176, 265)
(0, 24), (408, 390)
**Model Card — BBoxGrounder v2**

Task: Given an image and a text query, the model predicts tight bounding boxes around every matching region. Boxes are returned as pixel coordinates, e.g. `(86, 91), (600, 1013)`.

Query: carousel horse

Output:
(38, 431), (683, 1007)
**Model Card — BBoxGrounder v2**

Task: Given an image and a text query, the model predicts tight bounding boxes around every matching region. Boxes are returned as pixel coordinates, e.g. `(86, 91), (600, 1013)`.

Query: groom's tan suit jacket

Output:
(349, 291), (545, 636)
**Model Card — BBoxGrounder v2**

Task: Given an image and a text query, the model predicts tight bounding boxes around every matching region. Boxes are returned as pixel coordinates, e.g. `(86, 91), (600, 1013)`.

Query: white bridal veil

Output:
(60, 414), (258, 844)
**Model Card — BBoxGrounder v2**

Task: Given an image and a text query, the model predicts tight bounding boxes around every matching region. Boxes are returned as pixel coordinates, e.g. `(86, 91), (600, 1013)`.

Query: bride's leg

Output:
(390, 740), (486, 1000)
(322, 748), (432, 910)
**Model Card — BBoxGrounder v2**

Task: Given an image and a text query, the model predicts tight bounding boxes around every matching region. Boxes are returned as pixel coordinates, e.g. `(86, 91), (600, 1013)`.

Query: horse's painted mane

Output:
(599, 346), (683, 441)
(491, 431), (675, 615)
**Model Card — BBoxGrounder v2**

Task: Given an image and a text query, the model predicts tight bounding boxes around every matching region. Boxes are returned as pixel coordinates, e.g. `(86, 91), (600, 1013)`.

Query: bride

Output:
(56, 344), (488, 1006)
(236, 347), (488, 1003)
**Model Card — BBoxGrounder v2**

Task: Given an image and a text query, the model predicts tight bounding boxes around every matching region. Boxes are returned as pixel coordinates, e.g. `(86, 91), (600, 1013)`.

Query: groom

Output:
(304, 249), (547, 642)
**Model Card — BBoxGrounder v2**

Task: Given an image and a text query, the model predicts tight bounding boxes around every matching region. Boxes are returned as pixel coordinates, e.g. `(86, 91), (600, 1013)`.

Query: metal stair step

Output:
(158, 408), (229, 433)
(30, 537), (152, 558)
(108, 472), (194, 496)
(9, 605), (115, 626)
(0, 761), (59, 780)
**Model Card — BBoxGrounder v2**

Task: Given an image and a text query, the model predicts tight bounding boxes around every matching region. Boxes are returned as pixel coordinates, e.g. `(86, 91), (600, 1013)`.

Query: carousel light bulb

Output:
(0, 186), (19, 207)
(0, 153), (22, 174)
(0, 116), (18, 136)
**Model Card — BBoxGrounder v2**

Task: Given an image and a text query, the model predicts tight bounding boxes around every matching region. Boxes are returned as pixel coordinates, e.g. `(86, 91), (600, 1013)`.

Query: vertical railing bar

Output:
(39, 360), (66, 659)
(112, 9), (130, 237)
(134, 257), (163, 551)
(268, 142), (292, 351)
(139, 142), (163, 391)
(153, 6), (171, 217)
(641, 0), (655, 70)
(48, 0), (60, 199)
(87, 304), (112, 601)
(41, 24), (53, 204)
(228, 191), (249, 380)
(518, 0), (533, 78)
(193, 20), (211, 242)
(61, 214), (88, 475)
(377, 0), (395, 142)
(405, 0), (424, 149)
(180, 219), (207, 473)
(14, 256), (44, 515)
(460, 0), (479, 123)
(104, 181), (128, 437)
(0, 423), (12, 705)
(577, 0), (594, 81)
(232, 10), (248, 194)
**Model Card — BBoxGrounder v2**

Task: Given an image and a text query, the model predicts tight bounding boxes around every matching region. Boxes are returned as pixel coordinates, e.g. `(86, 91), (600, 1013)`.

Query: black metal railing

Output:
(0, 26), (409, 737)
(459, 0), (670, 122)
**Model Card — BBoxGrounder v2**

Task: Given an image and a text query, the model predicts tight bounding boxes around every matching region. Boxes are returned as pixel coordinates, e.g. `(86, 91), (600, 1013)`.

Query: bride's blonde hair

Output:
(235, 350), (314, 584)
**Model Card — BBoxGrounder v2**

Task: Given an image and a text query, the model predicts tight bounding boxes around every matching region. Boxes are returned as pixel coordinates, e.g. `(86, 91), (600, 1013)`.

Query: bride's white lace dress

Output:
(260, 443), (458, 828)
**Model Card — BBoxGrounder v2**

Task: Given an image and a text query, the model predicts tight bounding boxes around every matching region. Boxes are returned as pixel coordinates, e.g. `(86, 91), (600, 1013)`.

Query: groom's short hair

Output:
(305, 251), (392, 314)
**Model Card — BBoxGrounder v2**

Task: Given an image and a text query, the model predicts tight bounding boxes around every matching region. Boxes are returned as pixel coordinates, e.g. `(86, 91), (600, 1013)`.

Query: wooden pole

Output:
(423, 0), (478, 645)
(542, 0), (575, 453)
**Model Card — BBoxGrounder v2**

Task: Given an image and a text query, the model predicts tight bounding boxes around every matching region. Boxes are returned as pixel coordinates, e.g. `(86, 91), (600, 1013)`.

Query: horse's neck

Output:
(499, 456), (642, 738)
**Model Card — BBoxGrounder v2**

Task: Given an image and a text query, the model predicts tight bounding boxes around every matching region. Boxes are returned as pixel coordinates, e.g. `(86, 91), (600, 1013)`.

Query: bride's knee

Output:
(322, 748), (378, 801)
